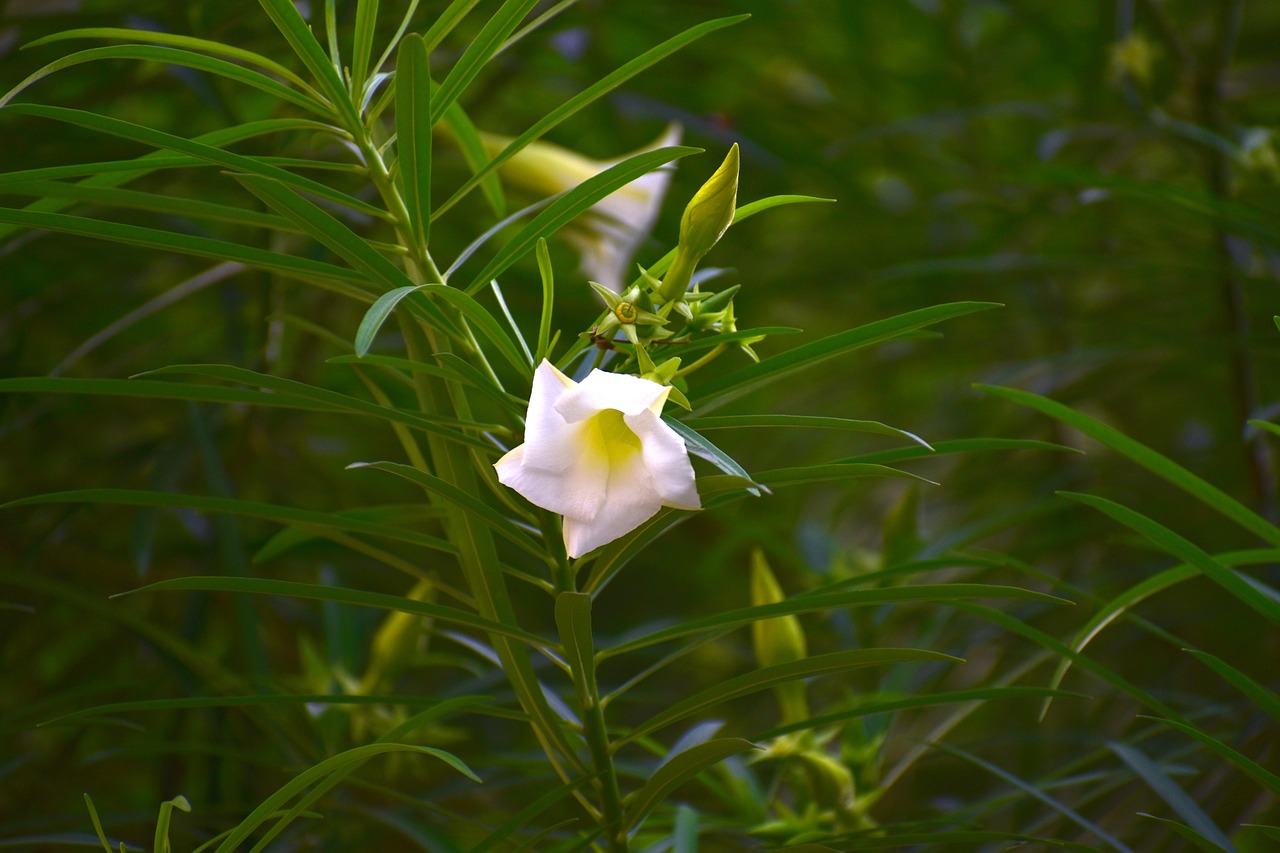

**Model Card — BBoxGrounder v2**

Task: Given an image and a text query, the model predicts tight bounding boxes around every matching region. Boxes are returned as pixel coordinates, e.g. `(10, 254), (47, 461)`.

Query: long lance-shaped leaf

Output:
(753, 687), (1088, 741)
(395, 34), (432, 251)
(0, 377), (327, 410)
(440, 99), (505, 217)
(255, 0), (361, 129)
(41, 693), (475, 727)
(24, 27), (317, 93)
(462, 146), (701, 293)
(210, 742), (478, 853)
(1185, 648), (1280, 725)
(1, 45), (332, 116)
(682, 414), (932, 449)
(3, 105), (383, 218)
(350, 0), (380, 97)
(347, 461), (544, 558)
(665, 417), (764, 495)
(120, 576), (551, 653)
(3, 489), (456, 554)
(980, 384), (1280, 549)
(930, 742), (1135, 853)
(623, 738), (759, 833)
(616, 649), (958, 746)
(839, 436), (1079, 466)
(599, 584), (1066, 660)
(431, 0), (541, 128)
(693, 302), (1002, 412)
(1060, 492), (1280, 625)
(1042, 548), (1280, 719)
(139, 363), (496, 450)
(435, 14), (749, 218)
(1108, 742), (1237, 852)
(0, 208), (374, 298)
(2, 181), (295, 232)
(1141, 716), (1280, 796)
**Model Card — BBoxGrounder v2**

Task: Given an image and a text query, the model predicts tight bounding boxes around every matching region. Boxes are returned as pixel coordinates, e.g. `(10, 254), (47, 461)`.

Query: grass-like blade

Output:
(42, 693), (466, 727)
(347, 461), (543, 557)
(1142, 716), (1280, 795)
(422, 284), (534, 377)
(3, 489), (456, 554)
(1184, 649), (1280, 725)
(694, 302), (1001, 411)
(24, 27), (316, 93)
(1109, 741), (1235, 852)
(462, 146), (701, 293)
(753, 463), (933, 489)
(930, 742), (1134, 853)
(0, 376), (326, 410)
(753, 687), (1087, 741)
(980, 385), (1280, 549)
(683, 414), (932, 449)
(431, 0), (540, 128)
(395, 34), (432, 251)
(121, 576), (551, 653)
(555, 592), (596, 701)
(350, 0), (380, 96)
(535, 237), (555, 363)
(0, 208), (373, 297)
(211, 742), (477, 853)
(600, 584), (1066, 660)
(4, 104), (382, 218)
(439, 100), (505, 218)
(839, 436), (1078, 466)
(665, 418), (763, 495)
(1060, 491), (1280, 625)
(255, 0), (362, 129)
(622, 738), (759, 833)
(435, 14), (749, 218)
(1, 45), (331, 116)
(617, 648), (958, 745)
(1138, 814), (1234, 853)
(139, 363), (496, 449)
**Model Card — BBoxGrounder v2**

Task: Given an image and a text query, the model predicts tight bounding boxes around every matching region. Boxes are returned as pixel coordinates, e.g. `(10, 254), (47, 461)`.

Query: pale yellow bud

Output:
(750, 548), (809, 723)
(659, 144), (739, 302)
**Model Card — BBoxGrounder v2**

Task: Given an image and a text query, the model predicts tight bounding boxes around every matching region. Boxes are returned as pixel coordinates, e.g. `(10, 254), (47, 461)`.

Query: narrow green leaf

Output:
(601, 584), (1066, 659)
(623, 738), (759, 832)
(980, 385), (1280, 549)
(1249, 419), (1280, 439)
(328, 352), (526, 415)
(463, 146), (701, 293)
(1137, 814), (1233, 853)
(665, 418), (763, 495)
(695, 302), (1002, 411)
(154, 795), (191, 853)
(752, 462), (933, 489)
(1, 45), (331, 115)
(212, 742), (477, 853)
(754, 687), (1087, 741)
(1143, 716), (1280, 795)
(347, 461), (543, 557)
(931, 742), (1134, 853)
(0, 208), (373, 297)
(617, 649), (958, 745)
(1061, 492), (1280, 625)
(355, 285), (419, 355)
(431, 0), (540, 127)
(424, 284), (534, 377)
(139, 363), (497, 449)
(534, 238), (555, 363)
(1110, 742), (1235, 851)
(840, 437), (1079, 466)
(440, 100), (505, 218)
(435, 14), (750, 218)
(255, 0), (362, 129)
(395, 34), (432, 251)
(683, 414), (932, 449)
(555, 592), (596, 700)
(4, 104), (382, 217)
(0, 376), (324, 410)
(43, 693), (459, 727)
(122, 576), (551, 653)
(351, 0), (380, 96)
(1, 180), (295, 231)
(1185, 649), (1280, 725)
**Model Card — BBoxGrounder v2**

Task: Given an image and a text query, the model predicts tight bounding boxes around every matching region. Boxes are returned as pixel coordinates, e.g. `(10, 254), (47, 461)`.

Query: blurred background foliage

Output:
(2, 0), (1279, 849)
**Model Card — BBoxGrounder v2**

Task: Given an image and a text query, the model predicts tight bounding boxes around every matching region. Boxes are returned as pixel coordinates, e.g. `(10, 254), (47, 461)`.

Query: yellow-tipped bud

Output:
(750, 548), (809, 723)
(360, 579), (434, 694)
(659, 144), (739, 302)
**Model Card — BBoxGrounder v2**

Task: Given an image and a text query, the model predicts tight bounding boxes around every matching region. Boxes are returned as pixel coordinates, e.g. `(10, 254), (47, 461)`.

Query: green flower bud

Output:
(750, 548), (809, 723)
(659, 144), (739, 303)
(360, 579), (434, 694)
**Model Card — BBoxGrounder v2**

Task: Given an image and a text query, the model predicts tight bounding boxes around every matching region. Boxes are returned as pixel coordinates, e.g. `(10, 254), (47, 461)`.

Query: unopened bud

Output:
(750, 548), (809, 723)
(659, 144), (739, 302)
(360, 579), (434, 693)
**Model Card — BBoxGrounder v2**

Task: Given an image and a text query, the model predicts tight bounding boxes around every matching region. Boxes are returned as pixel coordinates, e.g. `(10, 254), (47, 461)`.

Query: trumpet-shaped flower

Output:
(484, 124), (682, 291)
(495, 360), (700, 558)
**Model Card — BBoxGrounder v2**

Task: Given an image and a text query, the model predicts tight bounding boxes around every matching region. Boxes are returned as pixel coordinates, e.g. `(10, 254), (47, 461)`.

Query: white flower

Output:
(484, 124), (682, 291)
(495, 360), (700, 558)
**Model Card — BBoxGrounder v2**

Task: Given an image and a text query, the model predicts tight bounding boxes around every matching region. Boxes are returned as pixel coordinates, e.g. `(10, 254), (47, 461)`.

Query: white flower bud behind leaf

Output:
(660, 144), (740, 303)
(750, 548), (810, 723)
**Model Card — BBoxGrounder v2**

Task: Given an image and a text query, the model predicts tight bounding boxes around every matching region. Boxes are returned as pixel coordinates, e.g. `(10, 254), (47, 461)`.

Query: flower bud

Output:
(750, 548), (809, 723)
(659, 144), (739, 303)
(359, 579), (434, 694)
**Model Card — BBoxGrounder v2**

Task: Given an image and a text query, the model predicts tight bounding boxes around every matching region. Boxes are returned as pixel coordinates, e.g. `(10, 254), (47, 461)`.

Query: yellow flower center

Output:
(614, 302), (639, 324)
(585, 408), (641, 467)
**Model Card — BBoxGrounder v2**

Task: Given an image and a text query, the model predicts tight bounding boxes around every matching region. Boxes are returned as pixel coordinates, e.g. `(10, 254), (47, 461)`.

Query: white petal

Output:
(626, 409), (701, 510)
(555, 369), (666, 423)
(562, 449), (664, 558)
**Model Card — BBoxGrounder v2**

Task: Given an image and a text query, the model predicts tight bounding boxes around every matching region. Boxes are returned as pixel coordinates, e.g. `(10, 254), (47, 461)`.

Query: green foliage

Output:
(2, 0), (1278, 850)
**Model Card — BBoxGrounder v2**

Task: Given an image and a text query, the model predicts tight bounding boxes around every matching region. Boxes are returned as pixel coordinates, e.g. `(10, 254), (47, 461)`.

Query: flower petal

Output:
(626, 409), (701, 510)
(562, 449), (664, 558)
(554, 369), (666, 423)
